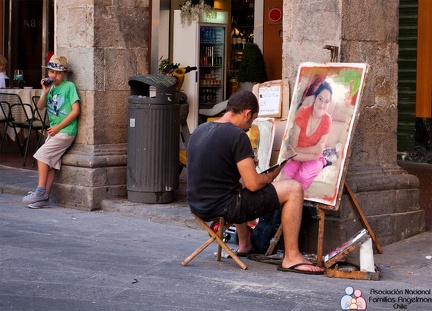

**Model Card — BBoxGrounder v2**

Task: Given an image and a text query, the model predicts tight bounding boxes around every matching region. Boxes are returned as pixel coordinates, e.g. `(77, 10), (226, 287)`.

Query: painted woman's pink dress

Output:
(281, 105), (331, 190)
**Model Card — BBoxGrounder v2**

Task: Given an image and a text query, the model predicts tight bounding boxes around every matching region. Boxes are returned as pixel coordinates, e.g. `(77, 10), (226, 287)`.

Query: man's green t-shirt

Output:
(43, 80), (80, 135)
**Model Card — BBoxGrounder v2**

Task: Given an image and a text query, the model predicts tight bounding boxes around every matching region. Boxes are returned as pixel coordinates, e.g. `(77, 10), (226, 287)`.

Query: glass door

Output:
(198, 25), (226, 113)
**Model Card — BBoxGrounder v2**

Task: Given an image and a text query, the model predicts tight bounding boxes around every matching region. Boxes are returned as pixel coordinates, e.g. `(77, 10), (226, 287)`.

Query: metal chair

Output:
(0, 93), (48, 166)
(0, 93), (33, 156)
(23, 95), (49, 166)
(0, 101), (13, 150)
(181, 213), (247, 270)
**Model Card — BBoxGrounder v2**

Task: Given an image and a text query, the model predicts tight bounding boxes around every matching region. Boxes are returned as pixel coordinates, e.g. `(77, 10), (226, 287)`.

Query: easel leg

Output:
(317, 208), (325, 267)
(345, 182), (383, 254)
(265, 225), (283, 256)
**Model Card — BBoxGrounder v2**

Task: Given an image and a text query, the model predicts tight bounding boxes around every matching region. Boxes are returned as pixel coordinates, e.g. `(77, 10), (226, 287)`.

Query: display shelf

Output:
(228, 0), (255, 98)
(198, 25), (226, 112)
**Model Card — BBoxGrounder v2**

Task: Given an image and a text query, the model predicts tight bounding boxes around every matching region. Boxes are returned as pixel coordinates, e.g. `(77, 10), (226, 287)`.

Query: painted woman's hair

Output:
(314, 81), (333, 98)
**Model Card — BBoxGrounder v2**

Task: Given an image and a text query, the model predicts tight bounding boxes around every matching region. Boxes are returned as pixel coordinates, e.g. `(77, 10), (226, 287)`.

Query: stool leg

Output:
(183, 214), (247, 270)
(216, 217), (224, 261)
(214, 233), (247, 270)
(182, 236), (215, 266)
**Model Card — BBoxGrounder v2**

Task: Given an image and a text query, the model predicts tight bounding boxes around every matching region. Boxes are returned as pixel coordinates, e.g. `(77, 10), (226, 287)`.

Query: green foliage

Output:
(158, 56), (180, 75)
(237, 43), (267, 83)
(158, 56), (171, 74)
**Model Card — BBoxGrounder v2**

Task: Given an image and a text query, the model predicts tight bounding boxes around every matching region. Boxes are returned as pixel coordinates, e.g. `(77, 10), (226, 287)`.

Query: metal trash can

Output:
(127, 74), (179, 203)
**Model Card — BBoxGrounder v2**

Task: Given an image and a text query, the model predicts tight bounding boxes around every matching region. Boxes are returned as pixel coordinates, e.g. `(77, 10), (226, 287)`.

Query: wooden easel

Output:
(265, 181), (383, 266)
(315, 181), (382, 267)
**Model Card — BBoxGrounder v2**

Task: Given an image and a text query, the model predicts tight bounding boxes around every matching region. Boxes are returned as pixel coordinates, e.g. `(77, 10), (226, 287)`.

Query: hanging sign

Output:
(257, 82), (283, 117)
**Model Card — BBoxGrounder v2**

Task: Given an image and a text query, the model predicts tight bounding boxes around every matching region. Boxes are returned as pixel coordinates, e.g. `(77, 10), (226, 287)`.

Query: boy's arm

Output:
(47, 101), (80, 136)
(37, 92), (49, 110)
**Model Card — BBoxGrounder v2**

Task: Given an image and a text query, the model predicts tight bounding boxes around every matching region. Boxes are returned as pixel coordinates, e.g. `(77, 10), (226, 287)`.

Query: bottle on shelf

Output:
(236, 31), (242, 49)
(248, 30), (254, 43)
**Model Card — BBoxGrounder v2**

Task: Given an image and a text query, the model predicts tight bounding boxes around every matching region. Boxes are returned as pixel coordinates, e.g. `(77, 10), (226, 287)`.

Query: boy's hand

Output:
(40, 79), (51, 93)
(47, 126), (60, 136)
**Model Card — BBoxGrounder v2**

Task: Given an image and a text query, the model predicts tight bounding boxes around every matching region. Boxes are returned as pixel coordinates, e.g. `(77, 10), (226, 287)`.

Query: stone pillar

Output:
(283, 0), (424, 251)
(51, 0), (149, 210)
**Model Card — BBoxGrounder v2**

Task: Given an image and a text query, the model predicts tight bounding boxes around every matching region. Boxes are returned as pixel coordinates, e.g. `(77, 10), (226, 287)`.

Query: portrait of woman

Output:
(277, 63), (368, 207)
(280, 80), (333, 190)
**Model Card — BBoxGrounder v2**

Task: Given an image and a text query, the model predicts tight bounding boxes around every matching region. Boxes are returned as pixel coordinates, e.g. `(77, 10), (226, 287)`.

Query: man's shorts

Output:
(224, 184), (280, 224)
(33, 133), (76, 170)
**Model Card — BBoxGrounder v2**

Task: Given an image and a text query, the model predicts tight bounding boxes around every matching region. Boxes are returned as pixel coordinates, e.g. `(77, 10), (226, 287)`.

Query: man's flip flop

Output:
(277, 263), (324, 275)
(234, 247), (255, 257)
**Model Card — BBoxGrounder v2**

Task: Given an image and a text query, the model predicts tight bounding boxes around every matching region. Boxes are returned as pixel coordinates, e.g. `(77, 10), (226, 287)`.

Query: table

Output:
(0, 88), (42, 141)
(1, 88), (42, 104)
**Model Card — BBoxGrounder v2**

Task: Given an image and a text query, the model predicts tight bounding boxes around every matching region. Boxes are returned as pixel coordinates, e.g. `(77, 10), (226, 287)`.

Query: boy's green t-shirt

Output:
(43, 80), (80, 135)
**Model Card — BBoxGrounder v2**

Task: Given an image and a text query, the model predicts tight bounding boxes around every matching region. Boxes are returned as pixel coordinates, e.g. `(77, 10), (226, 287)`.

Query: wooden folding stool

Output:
(181, 213), (247, 270)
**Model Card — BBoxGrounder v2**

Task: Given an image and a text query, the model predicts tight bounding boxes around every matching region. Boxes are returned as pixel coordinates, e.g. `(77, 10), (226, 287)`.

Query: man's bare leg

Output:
(273, 180), (324, 273)
(236, 222), (253, 253)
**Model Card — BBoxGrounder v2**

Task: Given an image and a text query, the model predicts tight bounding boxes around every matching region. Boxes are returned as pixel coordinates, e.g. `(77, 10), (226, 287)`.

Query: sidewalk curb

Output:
(101, 198), (201, 230)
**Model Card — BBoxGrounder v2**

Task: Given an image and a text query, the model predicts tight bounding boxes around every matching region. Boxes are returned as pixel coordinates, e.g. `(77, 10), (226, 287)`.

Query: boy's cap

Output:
(42, 55), (70, 72)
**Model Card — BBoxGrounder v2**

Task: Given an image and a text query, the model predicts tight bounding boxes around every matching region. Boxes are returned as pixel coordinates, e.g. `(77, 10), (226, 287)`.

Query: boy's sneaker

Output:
(22, 191), (49, 205)
(28, 199), (51, 209)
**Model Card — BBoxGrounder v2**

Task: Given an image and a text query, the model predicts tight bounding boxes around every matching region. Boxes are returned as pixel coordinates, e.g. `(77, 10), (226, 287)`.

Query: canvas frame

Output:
(277, 62), (368, 210)
(247, 117), (276, 173)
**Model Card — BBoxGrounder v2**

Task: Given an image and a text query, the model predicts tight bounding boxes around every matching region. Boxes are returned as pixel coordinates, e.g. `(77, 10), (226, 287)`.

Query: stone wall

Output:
(282, 0), (424, 252)
(51, 0), (150, 210)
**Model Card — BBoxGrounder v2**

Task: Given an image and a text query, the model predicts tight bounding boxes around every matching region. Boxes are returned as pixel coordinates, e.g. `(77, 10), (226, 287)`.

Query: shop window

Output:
(2, 0), (54, 88)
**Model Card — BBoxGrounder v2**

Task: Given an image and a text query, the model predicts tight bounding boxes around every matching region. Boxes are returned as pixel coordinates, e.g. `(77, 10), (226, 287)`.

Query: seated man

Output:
(187, 90), (324, 275)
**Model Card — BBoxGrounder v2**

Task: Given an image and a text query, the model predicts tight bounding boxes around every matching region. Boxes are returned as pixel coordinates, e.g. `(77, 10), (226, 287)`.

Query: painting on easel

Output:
(247, 117), (276, 173)
(277, 62), (368, 208)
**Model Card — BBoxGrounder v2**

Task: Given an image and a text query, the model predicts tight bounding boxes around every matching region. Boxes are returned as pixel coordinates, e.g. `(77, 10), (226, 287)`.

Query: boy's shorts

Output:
(224, 184), (281, 224)
(33, 133), (76, 170)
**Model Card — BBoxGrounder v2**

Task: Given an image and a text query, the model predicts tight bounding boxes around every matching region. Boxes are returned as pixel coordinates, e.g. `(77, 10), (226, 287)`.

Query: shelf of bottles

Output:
(232, 0), (255, 27)
(230, 29), (254, 69)
(227, 0), (255, 97)
(199, 25), (226, 107)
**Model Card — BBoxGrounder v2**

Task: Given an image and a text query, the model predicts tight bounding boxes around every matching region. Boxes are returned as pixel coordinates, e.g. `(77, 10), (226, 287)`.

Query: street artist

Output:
(187, 90), (324, 275)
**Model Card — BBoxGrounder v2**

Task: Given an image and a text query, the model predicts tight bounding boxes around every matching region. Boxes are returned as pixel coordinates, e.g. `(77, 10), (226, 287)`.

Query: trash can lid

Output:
(128, 74), (177, 89)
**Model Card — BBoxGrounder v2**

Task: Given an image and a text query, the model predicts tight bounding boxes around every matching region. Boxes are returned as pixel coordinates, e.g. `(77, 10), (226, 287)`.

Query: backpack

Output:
(250, 209), (283, 255)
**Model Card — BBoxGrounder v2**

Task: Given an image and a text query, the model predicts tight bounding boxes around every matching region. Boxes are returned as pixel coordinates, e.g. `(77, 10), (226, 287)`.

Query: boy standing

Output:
(22, 55), (80, 208)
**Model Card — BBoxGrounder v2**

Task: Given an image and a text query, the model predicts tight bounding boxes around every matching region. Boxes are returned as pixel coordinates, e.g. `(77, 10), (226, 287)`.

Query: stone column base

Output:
(50, 143), (127, 211)
(303, 165), (425, 254)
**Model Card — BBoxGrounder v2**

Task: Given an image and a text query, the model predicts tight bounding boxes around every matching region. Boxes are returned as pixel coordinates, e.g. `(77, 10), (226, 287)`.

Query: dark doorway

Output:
(3, 0), (54, 88)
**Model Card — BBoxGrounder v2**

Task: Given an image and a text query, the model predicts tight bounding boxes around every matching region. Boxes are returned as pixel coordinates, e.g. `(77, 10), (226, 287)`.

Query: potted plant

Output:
(179, 0), (216, 26)
(237, 43), (267, 91)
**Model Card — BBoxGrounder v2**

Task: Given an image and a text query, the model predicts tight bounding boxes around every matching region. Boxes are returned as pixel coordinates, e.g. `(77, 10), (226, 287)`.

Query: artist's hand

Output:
(266, 164), (284, 182)
(254, 158), (259, 166)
